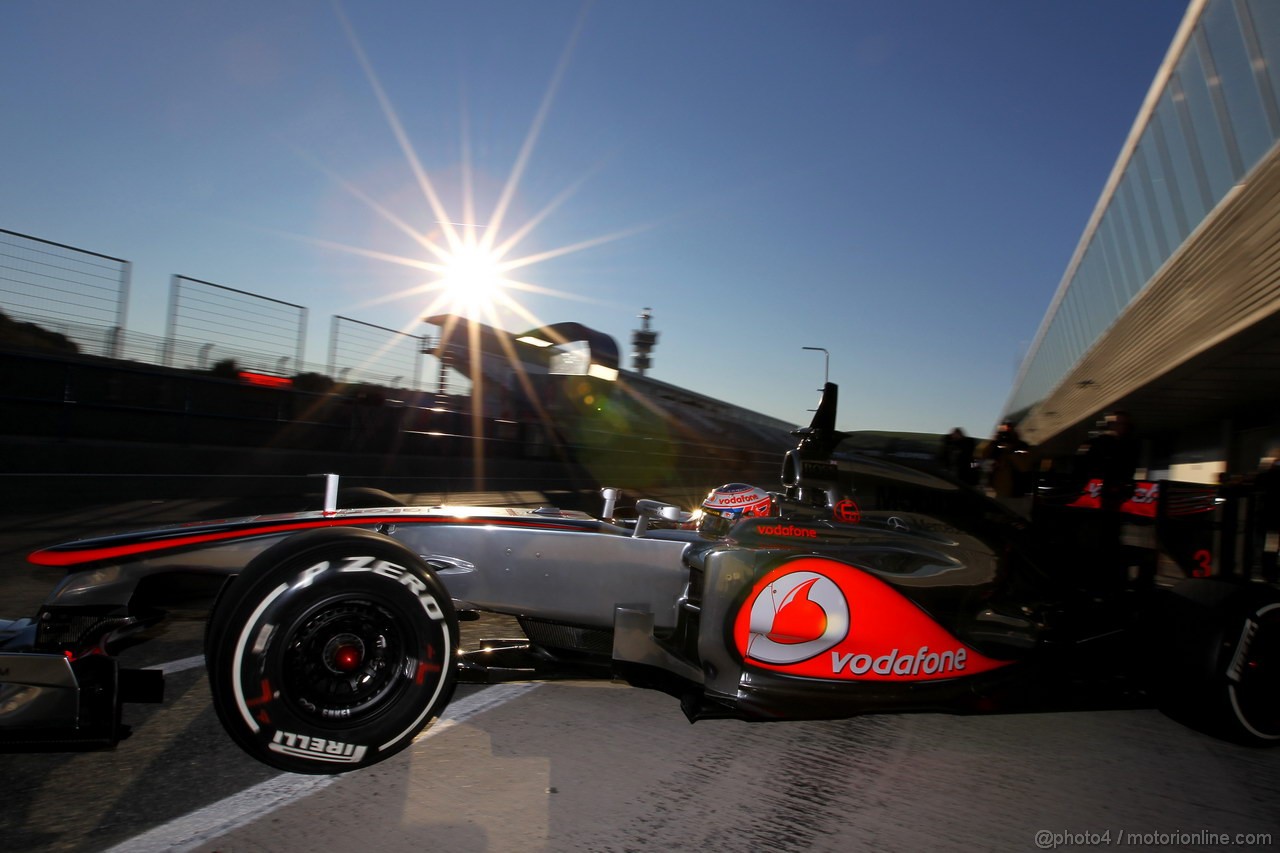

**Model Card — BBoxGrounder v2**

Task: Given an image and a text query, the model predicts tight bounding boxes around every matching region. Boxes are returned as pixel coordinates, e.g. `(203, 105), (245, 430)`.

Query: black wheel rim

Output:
(281, 597), (411, 725)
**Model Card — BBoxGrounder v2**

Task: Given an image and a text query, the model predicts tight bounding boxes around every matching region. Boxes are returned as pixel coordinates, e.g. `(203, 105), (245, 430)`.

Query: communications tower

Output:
(631, 308), (659, 376)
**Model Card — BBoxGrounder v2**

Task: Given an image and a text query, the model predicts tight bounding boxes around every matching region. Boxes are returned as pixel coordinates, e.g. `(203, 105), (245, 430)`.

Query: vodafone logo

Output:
(742, 571), (849, 664)
(716, 491), (766, 507)
(756, 523), (817, 539)
(733, 557), (1012, 682)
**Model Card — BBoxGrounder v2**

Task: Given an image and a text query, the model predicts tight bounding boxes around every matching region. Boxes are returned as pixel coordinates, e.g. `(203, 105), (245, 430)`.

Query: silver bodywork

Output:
(397, 520), (695, 630)
(37, 503), (700, 633)
(3, 497), (706, 737)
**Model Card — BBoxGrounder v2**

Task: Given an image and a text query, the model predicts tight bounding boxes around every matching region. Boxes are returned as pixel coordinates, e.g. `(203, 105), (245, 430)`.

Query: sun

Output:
(297, 5), (654, 488)
(308, 4), (650, 337)
(439, 240), (507, 318)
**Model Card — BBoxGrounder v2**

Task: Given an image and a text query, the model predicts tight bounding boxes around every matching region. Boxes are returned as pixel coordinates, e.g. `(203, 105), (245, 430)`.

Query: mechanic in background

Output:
(939, 427), (978, 486)
(1075, 411), (1140, 591)
(1252, 445), (1280, 584)
(982, 421), (1032, 512)
(1078, 411), (1139, 499)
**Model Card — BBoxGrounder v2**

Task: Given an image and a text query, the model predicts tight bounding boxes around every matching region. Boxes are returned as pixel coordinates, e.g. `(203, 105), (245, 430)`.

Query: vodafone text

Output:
(832, 645), (967, 676)
(757, 524), (818, 539)
(714, 491), (766, 506)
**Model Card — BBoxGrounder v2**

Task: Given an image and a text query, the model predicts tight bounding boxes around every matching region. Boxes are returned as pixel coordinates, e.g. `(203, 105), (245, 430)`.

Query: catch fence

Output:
(0, 228), (131, 358)
(163, 275), (307, 375)
(328, 315), (426, 390)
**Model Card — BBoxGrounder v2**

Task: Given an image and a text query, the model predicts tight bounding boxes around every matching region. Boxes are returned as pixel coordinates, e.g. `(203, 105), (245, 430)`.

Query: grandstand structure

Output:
(1004, 0), (1280, 482)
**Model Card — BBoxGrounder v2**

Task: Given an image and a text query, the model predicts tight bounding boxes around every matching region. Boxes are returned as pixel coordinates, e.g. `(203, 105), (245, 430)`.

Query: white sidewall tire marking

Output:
(380, 613), (453, 753)
(225, 558), (454, 755)
(231, 582), (290, 734)
(1227, 601), (1280, 741)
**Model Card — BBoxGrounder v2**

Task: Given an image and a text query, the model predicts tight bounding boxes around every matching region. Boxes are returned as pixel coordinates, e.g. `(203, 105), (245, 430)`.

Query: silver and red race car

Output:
(1, 384), (1276, 772)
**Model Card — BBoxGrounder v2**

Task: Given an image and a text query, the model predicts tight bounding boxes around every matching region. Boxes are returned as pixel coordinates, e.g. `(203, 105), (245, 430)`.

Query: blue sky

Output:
(2, 0), (1189, 436)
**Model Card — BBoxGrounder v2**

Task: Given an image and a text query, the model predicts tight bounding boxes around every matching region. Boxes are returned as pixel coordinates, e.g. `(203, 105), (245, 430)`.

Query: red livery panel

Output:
(733, 557), (1011, 682)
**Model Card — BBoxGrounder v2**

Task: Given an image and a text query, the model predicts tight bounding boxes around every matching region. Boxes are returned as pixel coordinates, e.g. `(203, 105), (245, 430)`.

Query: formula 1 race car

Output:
(1, 384), (1276, 773)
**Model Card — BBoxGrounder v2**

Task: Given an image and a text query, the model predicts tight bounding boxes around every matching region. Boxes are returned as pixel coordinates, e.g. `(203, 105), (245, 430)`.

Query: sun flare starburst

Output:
(299, 4), (662, 487)
(303, 2), (665, 364)
(438, 240), (508, 318)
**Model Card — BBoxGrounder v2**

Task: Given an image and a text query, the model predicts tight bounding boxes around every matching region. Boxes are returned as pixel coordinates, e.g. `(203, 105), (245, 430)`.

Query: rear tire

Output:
(205, 528), (457, 773)
(1149, 580), (1280, 746)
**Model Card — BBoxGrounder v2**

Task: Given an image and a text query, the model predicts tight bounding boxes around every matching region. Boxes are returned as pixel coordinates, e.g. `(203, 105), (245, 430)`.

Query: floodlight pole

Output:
(802, 346), (829, 388)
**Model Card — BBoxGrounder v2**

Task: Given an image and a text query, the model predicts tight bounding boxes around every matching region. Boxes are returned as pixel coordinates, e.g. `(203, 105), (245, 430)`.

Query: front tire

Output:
(206, 528), (458, 773)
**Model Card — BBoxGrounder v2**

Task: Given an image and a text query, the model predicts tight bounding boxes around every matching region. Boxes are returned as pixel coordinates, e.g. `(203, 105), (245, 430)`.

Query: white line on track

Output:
(100, 682), (543, 853)
(154, 654), (206, 675)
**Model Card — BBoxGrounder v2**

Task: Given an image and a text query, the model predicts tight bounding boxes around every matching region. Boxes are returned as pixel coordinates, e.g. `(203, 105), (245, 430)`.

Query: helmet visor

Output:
(698, 507), (738, 539)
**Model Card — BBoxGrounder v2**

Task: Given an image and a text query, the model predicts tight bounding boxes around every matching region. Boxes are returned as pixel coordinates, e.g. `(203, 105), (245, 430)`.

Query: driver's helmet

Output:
(698, 483), (773, 538)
